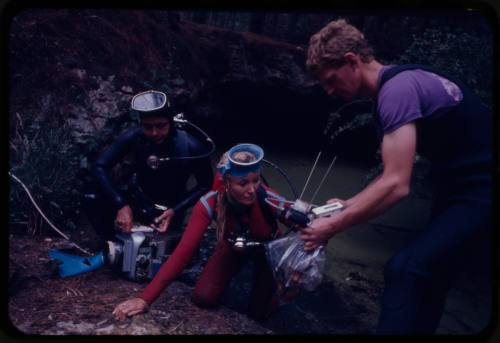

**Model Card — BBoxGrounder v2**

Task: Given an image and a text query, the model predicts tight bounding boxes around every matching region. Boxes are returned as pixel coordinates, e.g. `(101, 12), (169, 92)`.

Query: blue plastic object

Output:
(48, 249), (105, 278)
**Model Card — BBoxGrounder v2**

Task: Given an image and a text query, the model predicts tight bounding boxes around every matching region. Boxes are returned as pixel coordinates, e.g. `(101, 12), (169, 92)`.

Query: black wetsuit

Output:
(373, 65), (492, 334)
(82, 124), (213, 245)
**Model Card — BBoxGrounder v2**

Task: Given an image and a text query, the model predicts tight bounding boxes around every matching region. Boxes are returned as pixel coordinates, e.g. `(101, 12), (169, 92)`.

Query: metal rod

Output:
(309, 155), (337, 205)
(299, 151), (322, 200)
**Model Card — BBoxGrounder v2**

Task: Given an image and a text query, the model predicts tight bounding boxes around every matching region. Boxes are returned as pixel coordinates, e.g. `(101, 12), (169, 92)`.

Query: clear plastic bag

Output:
(265, 231), (325, 293)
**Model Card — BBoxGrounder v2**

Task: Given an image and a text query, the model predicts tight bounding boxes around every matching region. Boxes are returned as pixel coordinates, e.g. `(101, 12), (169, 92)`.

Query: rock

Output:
(64, 75), (134, 146)
(151, 281), (273, 335)
(38, 281), (272, 335)
(121, 86), (134, 94)
(10, 10), (321, 162)
(48, 321), (96, 335)
(9, 232), (273, 336)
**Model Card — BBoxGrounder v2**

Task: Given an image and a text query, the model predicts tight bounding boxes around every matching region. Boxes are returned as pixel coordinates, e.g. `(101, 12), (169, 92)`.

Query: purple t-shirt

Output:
(376, 65), (463, 134)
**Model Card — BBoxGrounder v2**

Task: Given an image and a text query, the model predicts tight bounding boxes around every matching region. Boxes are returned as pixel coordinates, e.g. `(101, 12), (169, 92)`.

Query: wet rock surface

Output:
(8, 231), (381, 335)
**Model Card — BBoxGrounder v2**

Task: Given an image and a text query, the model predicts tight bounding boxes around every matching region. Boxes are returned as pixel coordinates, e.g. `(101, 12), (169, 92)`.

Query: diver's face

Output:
(226, 171), (261, 206)
(141, 116), (171, 145)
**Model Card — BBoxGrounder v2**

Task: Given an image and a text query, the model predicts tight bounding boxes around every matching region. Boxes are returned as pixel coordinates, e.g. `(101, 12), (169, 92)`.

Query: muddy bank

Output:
(8, 231), (381, 335)
(7, 219), (491, 335)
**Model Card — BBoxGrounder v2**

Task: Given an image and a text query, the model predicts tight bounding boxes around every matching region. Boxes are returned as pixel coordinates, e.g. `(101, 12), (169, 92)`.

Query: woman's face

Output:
(226, 171), (261, 206)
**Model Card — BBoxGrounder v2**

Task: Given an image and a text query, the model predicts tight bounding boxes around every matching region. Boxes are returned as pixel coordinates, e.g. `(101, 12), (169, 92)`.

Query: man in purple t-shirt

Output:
(377, 66), (463, 133)
(302, 19), (491, 334)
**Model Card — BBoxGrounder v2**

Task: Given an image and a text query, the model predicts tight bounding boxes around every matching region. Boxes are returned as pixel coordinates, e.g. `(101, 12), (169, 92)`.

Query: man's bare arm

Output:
(301, 123), (417, 250)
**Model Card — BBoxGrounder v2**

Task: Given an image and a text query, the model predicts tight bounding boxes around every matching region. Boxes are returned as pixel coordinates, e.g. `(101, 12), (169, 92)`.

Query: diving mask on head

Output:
(218, 143), (264, 177)
(131, 90), (173, 118)
(132, 90), (216, 169)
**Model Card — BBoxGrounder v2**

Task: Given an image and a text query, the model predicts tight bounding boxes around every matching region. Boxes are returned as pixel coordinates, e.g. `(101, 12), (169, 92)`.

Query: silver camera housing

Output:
(107, 231), (168, 282)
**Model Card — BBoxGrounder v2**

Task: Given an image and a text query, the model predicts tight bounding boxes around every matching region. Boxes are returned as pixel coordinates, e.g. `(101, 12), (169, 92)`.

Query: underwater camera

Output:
(106, 226), (173, 282)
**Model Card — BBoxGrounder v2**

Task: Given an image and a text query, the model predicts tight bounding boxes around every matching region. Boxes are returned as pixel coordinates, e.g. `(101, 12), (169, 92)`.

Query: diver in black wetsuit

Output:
(82, 90), (214, 250)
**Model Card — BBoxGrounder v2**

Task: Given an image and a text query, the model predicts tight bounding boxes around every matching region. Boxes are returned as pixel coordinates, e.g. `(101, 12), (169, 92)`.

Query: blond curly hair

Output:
(306, 19), (374, 77)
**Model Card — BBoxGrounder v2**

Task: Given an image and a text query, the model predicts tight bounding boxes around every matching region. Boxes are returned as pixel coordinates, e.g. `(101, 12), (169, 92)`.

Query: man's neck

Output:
(361, 60), (385, 98)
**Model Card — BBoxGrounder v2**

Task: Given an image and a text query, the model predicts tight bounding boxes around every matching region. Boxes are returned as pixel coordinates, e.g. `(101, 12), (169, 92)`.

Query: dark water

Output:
(262, 151), (492, 335)
(180, 149), (491, 334)
(179, 150), (432, 334)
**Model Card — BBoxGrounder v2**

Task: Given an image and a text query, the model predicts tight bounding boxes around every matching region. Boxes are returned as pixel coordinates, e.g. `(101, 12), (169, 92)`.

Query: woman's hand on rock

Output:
(112, 297), (148, 321)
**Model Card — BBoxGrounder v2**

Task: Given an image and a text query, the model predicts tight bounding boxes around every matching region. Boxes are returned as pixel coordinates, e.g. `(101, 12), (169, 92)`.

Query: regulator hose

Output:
(262, 159), (299, 199)
(145, 115), (216, 170)
(170, 114), (216, 160)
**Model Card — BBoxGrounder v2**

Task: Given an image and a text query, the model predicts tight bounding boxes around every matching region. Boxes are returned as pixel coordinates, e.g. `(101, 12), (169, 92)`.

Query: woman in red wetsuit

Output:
(113, 143), (291, 321)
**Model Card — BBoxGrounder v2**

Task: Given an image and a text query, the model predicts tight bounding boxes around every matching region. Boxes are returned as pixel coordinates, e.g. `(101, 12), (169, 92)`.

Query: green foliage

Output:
(323, 99), (375, 144)
(9, 112), (81, 235)
(324, 111), (373, 143)
(393, 27), (492, 107)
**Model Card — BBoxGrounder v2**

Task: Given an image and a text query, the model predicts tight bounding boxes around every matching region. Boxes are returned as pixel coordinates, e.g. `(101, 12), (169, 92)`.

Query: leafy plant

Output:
(393, 27), (492, 107)
(9, 112), (81, 235)
(324, 111), (373, 144)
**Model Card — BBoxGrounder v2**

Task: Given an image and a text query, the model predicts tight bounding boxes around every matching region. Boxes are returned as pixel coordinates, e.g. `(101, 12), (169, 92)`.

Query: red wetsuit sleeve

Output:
(210, 171), (223, 191)
(138, 199), (213, 305)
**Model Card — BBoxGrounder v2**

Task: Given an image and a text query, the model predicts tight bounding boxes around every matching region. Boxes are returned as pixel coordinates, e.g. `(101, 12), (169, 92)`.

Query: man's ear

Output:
(344, 52), (359, 68)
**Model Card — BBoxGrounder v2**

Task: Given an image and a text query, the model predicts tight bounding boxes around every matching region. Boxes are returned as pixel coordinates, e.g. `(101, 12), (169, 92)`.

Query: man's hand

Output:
(115, 205), (134, 233)
(299, 216), (338, 252)
(112, 298), (148, 321)
(153, 208), (175, 233)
